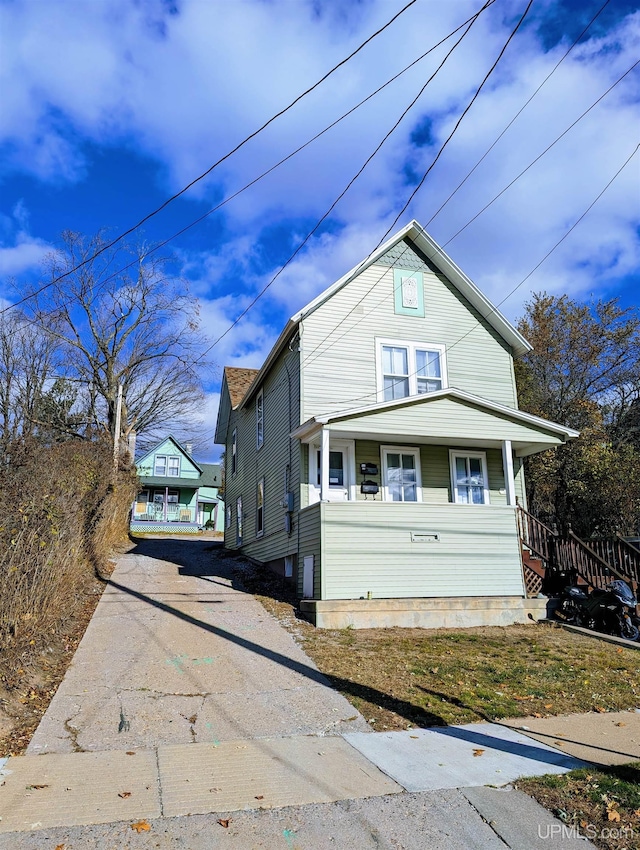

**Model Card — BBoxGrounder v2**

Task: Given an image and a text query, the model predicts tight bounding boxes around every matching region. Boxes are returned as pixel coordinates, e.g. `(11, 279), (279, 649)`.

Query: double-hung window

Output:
(167, 456), (180, 476)
(381, 446), (422, 502)
(377, 339), (446, 402)
(154, 455), (167, 476)
(450, 451), (489, 505)
(256, 390), (264, 449)
(256, 478), (265, 536)
(231, 429), (237, 475)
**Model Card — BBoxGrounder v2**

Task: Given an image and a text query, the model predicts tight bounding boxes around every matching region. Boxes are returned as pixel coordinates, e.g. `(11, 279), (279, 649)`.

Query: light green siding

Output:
(318, 502), (524, 600)
(329, 396), (563, 447)
(222, 340), (301, 565)
(300, 241), (518, 420)
(136, 437), (200, 479)
(298, 503), (322, 598)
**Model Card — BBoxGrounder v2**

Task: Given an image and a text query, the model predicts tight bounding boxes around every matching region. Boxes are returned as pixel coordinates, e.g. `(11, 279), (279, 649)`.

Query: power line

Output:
(425, 0), (612, 229)
(308, 141), (640, 411)
(442, 58), (640, 248)
(301, 55), (638, 371)
(5, 0), (418, 310)
(191, 0), (496, 364)
(378, 0), (535, 246)
(299, 0), (533, 369)
(3, 0), (496, 321)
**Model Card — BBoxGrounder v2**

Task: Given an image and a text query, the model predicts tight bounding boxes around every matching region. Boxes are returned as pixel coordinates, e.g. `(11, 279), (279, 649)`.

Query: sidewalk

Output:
(2, 536), (630, 847)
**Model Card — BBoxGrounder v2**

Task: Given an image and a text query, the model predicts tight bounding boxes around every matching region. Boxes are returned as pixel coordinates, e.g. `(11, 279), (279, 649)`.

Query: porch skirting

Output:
(299, 595), (549, 630)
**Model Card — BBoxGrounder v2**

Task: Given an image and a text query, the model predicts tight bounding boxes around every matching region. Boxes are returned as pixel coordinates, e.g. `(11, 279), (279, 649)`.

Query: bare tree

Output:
(23, 231), (210, 447)
(0, 310), (59, 456)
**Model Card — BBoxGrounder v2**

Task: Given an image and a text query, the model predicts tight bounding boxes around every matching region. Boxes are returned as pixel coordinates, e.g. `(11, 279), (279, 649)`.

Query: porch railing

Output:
(133, 506), (196, 523)
(516, 504), (637, 594)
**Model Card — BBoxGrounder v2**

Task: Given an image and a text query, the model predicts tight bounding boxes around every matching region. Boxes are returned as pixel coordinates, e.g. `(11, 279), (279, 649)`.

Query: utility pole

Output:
(113, 383), (123, 479)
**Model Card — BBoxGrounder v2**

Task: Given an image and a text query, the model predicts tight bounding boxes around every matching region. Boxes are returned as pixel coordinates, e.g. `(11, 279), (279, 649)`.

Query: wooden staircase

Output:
(516, 504), (640, 599)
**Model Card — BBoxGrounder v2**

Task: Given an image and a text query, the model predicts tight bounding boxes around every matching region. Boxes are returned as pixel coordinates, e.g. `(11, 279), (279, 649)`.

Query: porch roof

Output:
(290, 388), (579, 457)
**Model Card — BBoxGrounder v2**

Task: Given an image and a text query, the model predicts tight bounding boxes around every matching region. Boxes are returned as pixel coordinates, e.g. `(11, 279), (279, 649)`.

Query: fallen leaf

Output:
(217, 818), (231, 828)
(554, 741), (565, 747)
(607, 810), (621, 822)
(595, 707), (606, 713)
(130, 820), (151, 833)
(617, 648), (623, 653)
(544, 704), (553, 709)
(410, 735), (419, 739)
(209, 787), (222, 793)
(125, 751), (136, 756)
(255, 795), (264, 800)
(472, 749), (485, 757)
(514, 695), (534, 701)
(26, 785), (49, 790)
(533, 713), (543, 718)
(118, 791), (132, 799)
(55, 845), (65, 850)
(615, 722), (626, 727)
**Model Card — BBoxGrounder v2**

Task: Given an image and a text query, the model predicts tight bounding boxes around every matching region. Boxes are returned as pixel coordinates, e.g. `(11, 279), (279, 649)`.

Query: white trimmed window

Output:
(225, 505), (231, 529)
(256, 389), (264, 449)
(154, 455), (167, 475)
(168, 456), (180, 476)
(256, 478), (265, 537)
(381, 446), (422, 502)
(231, 428), (237, 475)
(376, 338), (446, 402)
(450, 451), (489, 505)
(236, 496), (243, 543)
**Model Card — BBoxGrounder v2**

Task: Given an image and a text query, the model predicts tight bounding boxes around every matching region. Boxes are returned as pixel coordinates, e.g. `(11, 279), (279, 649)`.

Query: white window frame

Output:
(381, 446), (423, 503)
(308, 438), (356, 503)
(236, 495), (243, 543)
(225, 504), (232, 529)
(231, 428), (237, 476)
(256, 478), (265, 537)
(167, 456), (180, 477)
(449, 450), (490, 505)
(154, 455), (167, 476)
(256, 389), (264, 449)
(375, 337), (447, 402)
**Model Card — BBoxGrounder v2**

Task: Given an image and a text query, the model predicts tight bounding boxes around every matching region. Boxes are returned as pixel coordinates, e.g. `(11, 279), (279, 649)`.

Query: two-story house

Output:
(215, 221), (578, 628)
(130, 435), (224, 534)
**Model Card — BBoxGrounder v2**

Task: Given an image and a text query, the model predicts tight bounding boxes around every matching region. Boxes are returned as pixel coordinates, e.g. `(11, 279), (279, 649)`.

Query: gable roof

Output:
(239, 221), (531, 408)
(290, 387), (579, 453)
(135, 434), (202, 472)
(225, 366), (260, 408)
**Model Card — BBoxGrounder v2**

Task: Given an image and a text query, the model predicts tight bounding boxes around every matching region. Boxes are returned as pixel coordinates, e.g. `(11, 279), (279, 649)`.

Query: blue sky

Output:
(1, 0), (638, 459)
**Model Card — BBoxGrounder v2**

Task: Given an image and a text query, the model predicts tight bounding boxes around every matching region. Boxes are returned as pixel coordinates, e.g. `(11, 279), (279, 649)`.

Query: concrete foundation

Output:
(299, 596), (549, 629)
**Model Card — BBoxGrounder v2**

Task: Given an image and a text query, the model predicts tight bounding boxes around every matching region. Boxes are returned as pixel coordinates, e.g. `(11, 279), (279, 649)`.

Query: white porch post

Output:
(502, 440), (516, 507)
(320, 428), (330, 501)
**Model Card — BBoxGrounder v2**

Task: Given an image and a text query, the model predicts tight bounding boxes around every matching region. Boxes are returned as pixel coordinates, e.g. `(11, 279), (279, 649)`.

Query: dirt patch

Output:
(0, 542), (135, 758)
(518, 764), (640, 850)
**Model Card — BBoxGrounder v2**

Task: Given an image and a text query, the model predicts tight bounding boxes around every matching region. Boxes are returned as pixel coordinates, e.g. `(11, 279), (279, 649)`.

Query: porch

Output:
(298, 501), (526, 601)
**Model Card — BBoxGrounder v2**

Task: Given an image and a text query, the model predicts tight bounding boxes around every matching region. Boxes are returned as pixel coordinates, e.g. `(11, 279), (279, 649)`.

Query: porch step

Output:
(521, 549), (545, 578)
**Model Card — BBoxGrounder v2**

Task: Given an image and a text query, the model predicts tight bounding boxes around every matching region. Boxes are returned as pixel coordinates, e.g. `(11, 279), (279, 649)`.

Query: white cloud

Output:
(0, 0), (638, 360)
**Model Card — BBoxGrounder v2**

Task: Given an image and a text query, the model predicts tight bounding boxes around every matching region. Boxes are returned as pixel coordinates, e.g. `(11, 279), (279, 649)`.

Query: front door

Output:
(309, 439), (355, 503)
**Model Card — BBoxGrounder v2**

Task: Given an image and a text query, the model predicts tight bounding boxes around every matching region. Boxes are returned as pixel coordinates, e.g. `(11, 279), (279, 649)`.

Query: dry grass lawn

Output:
(237, 563), (640, 731)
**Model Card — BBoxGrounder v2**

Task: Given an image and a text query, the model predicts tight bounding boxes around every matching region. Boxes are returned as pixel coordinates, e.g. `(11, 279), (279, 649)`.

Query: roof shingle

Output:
(225, 367), (259, 408)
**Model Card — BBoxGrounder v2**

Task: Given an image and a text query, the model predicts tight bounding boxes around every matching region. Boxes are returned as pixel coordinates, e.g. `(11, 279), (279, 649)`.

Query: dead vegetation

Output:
(0, 438), (137, 755)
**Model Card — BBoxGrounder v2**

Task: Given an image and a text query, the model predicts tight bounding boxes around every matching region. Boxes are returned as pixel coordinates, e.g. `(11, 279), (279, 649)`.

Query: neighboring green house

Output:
(214, 221), (578, 628)
(130, 436), (224, 534)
